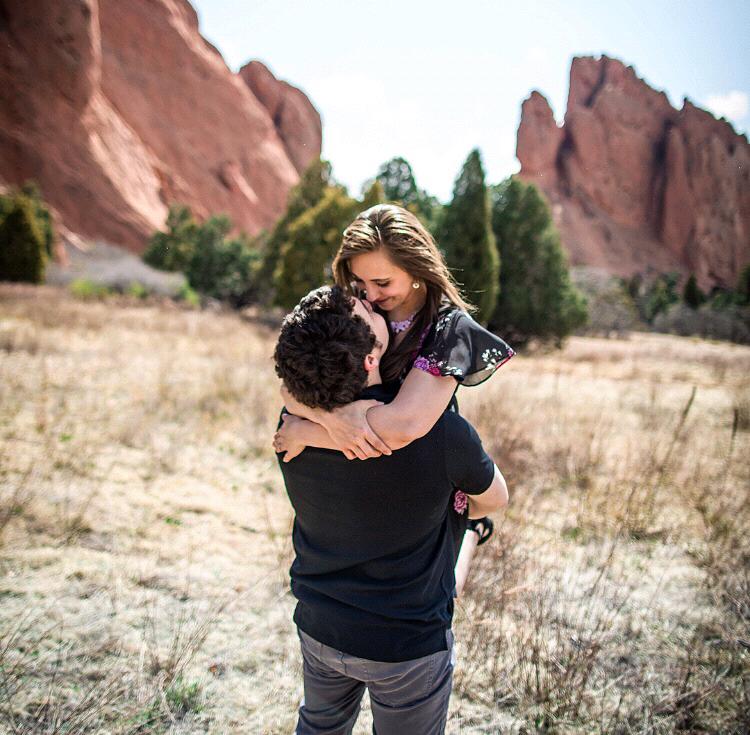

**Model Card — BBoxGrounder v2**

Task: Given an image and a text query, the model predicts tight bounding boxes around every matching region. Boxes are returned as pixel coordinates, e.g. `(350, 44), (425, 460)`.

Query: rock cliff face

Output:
(517, 55), (750, 290)
(0, 0), (322, 253)
(239, 60), (322, 177)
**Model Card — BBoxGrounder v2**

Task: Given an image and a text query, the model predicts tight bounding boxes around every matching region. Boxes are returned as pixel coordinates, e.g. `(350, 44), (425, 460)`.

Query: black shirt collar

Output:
(357, 382), (397, 403)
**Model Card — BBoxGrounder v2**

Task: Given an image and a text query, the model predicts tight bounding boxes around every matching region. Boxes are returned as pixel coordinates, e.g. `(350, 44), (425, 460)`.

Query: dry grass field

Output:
(1, 284), (748, 734)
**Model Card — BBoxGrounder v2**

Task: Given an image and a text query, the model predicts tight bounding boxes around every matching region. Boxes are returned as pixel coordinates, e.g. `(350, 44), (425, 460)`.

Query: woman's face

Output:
(349, 249), (421, 315)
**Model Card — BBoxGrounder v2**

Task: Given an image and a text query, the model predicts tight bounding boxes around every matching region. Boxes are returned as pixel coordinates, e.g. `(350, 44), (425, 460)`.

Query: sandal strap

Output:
(467, 516), (494, 546)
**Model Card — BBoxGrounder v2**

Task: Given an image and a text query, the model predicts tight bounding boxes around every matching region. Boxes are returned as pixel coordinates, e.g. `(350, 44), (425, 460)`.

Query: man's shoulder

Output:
(439, 410), (481, 448)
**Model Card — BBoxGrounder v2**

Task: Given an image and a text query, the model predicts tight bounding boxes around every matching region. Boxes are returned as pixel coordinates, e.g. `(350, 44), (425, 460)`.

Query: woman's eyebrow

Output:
(352, 273), (390, 282)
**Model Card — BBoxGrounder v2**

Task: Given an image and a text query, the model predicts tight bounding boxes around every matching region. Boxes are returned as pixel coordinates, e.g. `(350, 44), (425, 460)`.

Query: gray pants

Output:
(295, 628), (454, 735)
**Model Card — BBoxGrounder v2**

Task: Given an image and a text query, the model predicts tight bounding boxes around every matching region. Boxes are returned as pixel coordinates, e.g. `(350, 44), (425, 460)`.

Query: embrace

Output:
(272, 204), (514, 734)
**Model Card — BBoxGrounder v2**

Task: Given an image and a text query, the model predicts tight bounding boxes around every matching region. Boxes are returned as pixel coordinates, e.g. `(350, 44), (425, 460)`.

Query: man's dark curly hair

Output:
(274, 285), (376, 410)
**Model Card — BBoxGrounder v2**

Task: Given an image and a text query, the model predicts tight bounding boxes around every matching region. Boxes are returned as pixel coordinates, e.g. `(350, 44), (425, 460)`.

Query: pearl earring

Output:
(412, 281), (420, 289)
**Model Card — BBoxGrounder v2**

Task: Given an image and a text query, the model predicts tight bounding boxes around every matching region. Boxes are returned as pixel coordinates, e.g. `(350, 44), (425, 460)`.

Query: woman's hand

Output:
(319, 400), (392, 461)
(273, 414), (308, 462)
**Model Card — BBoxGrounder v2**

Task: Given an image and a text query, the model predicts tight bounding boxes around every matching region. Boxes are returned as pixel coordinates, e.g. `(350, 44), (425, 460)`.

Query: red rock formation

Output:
(239, 61), (322, 177)
(517, 54), (750, 291)
(0, 0), (322, 254)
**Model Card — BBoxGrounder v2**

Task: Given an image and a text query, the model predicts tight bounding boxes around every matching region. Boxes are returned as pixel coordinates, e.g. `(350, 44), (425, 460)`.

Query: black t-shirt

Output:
(276, 383), (495, 662)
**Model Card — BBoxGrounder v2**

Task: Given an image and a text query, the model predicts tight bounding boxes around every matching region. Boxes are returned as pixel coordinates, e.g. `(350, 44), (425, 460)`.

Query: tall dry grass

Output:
(1, 283), (748, 733)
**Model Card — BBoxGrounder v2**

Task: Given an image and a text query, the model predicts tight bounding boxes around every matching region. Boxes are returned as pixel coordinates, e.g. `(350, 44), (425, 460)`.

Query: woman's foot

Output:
(467, 516), (494, 546)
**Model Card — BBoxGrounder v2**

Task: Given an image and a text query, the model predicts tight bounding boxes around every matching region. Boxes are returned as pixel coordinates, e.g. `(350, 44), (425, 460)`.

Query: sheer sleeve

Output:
(412, 308), (515, 387)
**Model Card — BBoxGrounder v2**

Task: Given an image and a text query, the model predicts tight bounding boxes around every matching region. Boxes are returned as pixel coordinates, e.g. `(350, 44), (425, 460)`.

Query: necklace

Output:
(389, 311), (418, 334)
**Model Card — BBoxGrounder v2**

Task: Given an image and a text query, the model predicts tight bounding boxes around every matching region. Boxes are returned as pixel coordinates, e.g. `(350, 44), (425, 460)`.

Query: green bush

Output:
(145, 205), (262, 307)
(176, 282), (200, 307)
(626, 271), (681, 323)
(683, 274), (706, 309)
(126, 281), (149, 299)
(19, 181), (55, 258)
(0, 191), (48, 283)
(69, 278), (110, 300)
(186, 219), (261, 306)
(143, 204), (199, 273)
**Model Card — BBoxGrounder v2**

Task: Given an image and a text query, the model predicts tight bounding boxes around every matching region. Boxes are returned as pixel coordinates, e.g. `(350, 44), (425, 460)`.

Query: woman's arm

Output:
(280, 384), (390, 460)
(274, 414), (348, 461)
(279, 368), (458, 458)
(365, 368), (458, 446)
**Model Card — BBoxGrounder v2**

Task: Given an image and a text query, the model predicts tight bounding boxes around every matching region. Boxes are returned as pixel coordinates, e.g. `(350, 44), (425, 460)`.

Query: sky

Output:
(192, 0), (749, 202)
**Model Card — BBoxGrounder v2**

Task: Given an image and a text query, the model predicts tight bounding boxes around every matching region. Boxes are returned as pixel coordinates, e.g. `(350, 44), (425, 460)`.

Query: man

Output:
(273, 285), (508, 735)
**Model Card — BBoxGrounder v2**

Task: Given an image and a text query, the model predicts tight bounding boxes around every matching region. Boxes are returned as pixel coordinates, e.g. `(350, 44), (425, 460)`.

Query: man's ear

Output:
(363, 353), (379, 372)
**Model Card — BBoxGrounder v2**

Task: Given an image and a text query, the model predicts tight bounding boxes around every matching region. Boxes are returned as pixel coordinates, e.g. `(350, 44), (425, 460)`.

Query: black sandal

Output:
(467, 516), (494, 546)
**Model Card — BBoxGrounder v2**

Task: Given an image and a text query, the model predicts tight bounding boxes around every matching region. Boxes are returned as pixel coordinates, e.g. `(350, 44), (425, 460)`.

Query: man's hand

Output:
(273, 414), (307, 463)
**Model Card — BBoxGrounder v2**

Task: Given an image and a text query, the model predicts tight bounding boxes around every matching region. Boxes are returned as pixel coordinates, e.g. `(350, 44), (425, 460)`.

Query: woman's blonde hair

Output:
(333, 203), (473, 382)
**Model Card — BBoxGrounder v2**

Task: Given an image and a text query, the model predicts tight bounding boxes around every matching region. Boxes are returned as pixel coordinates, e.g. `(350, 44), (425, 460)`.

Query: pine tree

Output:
(273, 187), (358, 310)
(360, 179), (385, 209)
(489, 177), (587, 345)
(374, 156), (441, 232)
(437, 149), (499, 324)
(0, 192), (47, 283)
(683, 274), (705, 309)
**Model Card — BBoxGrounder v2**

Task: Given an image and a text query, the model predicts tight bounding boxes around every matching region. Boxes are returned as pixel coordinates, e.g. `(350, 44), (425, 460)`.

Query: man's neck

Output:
(365, 369), (383, 389)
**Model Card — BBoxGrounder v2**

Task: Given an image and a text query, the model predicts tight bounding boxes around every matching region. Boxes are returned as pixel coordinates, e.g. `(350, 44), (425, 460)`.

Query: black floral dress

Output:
(392, 300), (515, 565)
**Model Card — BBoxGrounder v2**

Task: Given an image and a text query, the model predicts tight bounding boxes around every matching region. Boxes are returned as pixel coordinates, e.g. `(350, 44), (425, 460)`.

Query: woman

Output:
(275, 203), (514, 568)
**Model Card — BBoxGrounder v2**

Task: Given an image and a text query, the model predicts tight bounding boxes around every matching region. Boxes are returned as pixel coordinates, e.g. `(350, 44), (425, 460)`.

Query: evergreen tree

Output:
(683, 274), (706, 309)
(374, 156), (441, 232)
(0, 191), (47, 283)
(488, 177), (587, 345)
(376, 157), (420, 206)
(360, 179), (385, 210)
(437, 149), (499, 324)
(273, 187), (358, 310)
(257, 158), (333, 302)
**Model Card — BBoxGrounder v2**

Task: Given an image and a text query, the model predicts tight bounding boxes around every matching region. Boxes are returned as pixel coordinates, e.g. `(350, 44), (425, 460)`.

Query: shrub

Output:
(653, 302), (750, 344)
(0, 191), (47, 283)
(176, 282), (200, 307)
(143, 204), (199, 273)
(126, 281), (149, 299)
(186, 219), (261, 306)
(19, 181), (55, 258)
(69, 278), (110, 300)
(145, 205), (261, 306)
(683, 274), (706, 309)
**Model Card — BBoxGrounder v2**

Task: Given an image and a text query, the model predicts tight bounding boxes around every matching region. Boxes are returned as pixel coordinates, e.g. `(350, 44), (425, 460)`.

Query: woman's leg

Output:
(453, 529), (479, 597)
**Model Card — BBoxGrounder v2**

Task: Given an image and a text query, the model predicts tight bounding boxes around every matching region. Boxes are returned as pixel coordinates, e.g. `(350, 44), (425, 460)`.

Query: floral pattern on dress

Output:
(410, 306), (514, 386)
(453, 490), (468, 514)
